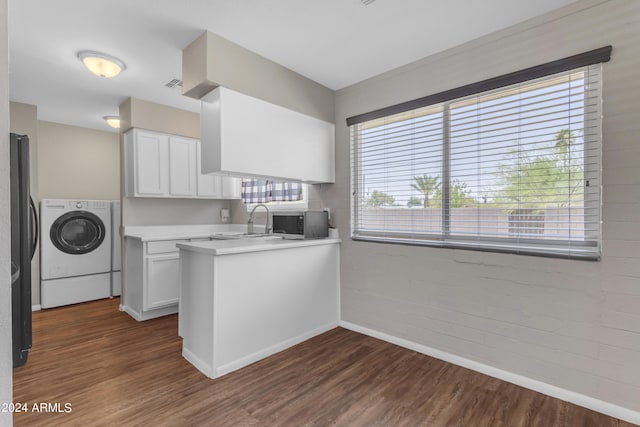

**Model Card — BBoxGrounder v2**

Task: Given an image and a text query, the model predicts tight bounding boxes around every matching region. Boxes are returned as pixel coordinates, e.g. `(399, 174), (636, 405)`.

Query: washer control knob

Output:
(76, 202), (83, 209)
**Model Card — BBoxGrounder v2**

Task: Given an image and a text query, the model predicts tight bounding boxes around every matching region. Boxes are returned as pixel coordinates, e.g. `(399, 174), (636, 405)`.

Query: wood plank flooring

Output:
(12, 298), (634, 426)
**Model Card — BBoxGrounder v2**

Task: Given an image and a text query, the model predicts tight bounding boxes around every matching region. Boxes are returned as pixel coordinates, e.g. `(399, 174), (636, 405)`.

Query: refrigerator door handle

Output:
(11, 261), (20, 285)
(29, 196), (38, 260)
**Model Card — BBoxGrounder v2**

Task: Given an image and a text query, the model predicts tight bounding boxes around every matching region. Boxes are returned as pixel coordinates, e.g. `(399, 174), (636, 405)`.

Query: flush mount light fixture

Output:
(103, 116), (121, 129)
(78, 51), (126, 78)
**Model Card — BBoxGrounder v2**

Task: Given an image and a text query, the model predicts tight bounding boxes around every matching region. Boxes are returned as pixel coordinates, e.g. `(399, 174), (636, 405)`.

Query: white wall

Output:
(0, 0), (13, 424)
(331, 0), (640, 417)
(37, 120), (120, 200)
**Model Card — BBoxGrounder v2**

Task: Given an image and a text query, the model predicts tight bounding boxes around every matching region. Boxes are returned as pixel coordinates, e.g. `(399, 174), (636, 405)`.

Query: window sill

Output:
(351, 235), (600, 261)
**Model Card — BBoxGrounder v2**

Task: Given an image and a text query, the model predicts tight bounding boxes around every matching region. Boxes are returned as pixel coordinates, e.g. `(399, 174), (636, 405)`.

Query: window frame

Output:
(348, 47), (611, 260)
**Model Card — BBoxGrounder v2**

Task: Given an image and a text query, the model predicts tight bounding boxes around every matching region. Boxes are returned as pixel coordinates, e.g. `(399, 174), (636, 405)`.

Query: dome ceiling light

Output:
(103, 116), (121, 129)
(78, 51), (126, 78)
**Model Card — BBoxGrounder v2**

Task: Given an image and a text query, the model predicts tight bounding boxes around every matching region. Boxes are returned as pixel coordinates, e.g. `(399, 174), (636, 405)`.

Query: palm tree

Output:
(411, 175), (440, 208)
(554, 129), (575, 172)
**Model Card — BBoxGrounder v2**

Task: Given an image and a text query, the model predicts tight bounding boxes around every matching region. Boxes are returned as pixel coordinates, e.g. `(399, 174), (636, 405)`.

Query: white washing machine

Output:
(40, 199), (112, 308)
(110, 200), (121, 297)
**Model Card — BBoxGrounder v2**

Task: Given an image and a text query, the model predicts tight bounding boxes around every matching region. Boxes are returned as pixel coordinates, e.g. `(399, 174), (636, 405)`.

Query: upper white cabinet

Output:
(220, 175), (241, 198)
(200, 87), (335, 184)
(168, 136), (197, 197)
(125, 129), (241, 199)
(195, 140), (241, 199)
(131, 130), (168, 197)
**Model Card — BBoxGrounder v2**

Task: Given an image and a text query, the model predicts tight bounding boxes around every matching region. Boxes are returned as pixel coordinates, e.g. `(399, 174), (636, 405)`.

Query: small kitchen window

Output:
(347, 46), (611, 260)
(242, 179), (309, 212)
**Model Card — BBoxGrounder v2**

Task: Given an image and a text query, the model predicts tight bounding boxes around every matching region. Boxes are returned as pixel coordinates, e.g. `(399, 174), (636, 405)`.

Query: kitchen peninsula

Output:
(177, 236), (340, 379)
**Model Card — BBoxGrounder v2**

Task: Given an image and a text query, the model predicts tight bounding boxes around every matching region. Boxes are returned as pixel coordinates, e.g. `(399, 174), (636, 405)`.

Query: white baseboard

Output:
(31, 304), (41, 312)
(120, 304), (177, 322)
(183, 347), (214, 379)
(121, 305), (142, 321)
(215, 321), (339, 379)
(339, 320), (640, 426)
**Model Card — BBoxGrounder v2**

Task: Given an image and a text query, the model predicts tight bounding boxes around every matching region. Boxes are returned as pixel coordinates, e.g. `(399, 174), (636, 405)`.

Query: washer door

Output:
(50, 211), (106, 255)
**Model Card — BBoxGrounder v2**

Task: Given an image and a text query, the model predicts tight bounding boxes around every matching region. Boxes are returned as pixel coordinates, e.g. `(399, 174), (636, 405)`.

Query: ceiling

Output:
(9, 0), (577, 133)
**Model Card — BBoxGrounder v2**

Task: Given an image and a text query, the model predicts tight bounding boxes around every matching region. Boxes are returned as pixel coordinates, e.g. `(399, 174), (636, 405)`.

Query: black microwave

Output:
(272, 211), (329, 239)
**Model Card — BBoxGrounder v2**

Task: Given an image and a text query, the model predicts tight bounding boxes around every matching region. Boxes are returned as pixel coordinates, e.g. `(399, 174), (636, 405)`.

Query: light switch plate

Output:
(220, 208), (230, 223)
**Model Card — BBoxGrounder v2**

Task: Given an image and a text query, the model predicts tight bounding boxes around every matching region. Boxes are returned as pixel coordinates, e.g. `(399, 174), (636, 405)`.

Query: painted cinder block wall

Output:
(329, 0), (640, 414)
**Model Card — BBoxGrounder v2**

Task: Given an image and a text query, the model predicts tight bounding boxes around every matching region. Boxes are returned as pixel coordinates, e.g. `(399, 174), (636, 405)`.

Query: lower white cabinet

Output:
(145, 253), (181, 310)
(123, 237), (191, 321)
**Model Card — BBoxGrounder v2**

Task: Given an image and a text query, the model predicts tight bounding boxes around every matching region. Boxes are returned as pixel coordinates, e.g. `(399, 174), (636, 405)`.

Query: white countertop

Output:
(177, 237), (341, 256)
(123, 224), (266, 242)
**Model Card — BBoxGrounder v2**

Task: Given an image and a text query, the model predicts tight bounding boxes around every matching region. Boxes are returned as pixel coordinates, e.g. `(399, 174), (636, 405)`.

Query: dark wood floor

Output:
(12, 298), (633, 426)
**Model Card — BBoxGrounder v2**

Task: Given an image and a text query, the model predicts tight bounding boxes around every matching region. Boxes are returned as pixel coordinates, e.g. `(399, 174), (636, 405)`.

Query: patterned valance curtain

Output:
(241, 179), (303, 204)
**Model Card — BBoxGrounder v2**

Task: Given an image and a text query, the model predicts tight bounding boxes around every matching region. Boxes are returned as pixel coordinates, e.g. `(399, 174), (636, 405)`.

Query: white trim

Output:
(120, 304), (178, 322)
(182, 347), (214, 379)
(121, 305), (142, 321)
(339, 320), (640, 426)
(31, 304), (41, 312)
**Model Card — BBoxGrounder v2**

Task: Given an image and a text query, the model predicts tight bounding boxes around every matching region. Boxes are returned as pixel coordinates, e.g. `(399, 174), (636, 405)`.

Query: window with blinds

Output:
(349, 57), (605, 259)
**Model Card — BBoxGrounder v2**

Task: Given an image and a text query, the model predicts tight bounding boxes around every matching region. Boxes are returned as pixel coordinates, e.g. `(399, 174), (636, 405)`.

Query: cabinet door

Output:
(144, 254), (180, 310)
(196, 140), (218, 197)
(135, 131), (168, 196)
(221, 177), (241, 198)
(168, 137), (197, 197)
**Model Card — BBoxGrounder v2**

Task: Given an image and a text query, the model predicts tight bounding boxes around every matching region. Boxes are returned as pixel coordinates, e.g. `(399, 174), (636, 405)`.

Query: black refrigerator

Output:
(10, 133), (38, 368)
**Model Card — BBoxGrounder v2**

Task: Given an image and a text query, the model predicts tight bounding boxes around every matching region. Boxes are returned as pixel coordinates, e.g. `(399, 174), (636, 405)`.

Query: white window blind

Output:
(350, 64), (603, 259)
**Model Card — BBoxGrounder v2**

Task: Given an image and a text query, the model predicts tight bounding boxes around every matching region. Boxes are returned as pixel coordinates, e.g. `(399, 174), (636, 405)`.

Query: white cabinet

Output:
(221, 176), (241, 198)
(145, 253), (181, 310)
(123, 237), (191, 320)
(195, 140), (241, 199)
(129, 130), (168, 196)
(125, 128), (239, 200)
(143, 238), (190, 311)
(200, 87), (335, 183)
(168, 136), (197, 197)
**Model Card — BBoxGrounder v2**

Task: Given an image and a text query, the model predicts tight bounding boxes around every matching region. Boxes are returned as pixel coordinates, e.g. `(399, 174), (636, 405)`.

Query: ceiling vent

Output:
(164, 78), (183, 89)
(361, 0), (376, 5)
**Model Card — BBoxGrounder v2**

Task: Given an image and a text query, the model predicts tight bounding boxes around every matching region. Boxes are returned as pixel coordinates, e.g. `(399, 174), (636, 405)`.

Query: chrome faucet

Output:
(247, 203), (271, 234)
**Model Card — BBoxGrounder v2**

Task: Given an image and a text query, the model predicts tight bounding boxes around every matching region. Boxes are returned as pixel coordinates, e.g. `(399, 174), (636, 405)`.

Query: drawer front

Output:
(146, 239), (188, 254)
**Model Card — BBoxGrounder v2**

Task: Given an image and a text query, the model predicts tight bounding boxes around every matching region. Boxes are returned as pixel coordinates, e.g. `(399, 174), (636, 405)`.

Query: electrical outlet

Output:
(220, 208), (230, 223)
